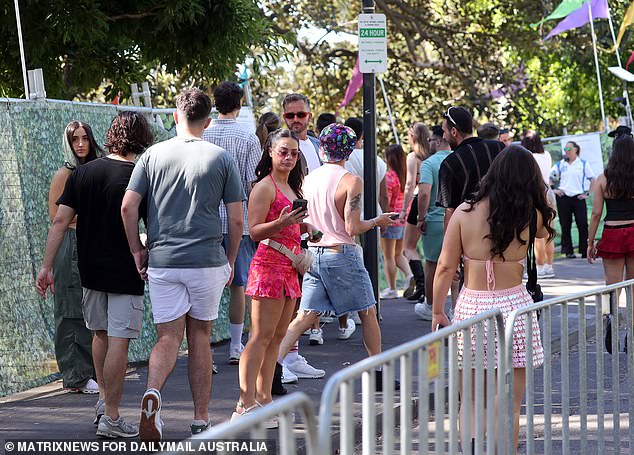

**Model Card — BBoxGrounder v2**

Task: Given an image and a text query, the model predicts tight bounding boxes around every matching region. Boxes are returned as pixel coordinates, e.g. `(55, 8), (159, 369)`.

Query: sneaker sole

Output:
(308, 339), (323, 345)
(140, 393), (162, 443)
(96, 428), (139, 438)
(291, 371), (325, 379)
(281, 377), (298, 384)
(228, 358), (240, 365)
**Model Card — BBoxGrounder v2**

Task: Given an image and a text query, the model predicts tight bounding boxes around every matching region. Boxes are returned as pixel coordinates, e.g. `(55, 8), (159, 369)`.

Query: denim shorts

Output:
(300, 244), (376, 317)
(222, 234), (257, 286)
(380, 225), (404, 240)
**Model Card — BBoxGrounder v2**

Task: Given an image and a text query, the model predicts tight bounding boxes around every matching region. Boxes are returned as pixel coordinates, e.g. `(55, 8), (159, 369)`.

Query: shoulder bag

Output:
(526, 214), (543, 303)
(261, 238), (314, 275)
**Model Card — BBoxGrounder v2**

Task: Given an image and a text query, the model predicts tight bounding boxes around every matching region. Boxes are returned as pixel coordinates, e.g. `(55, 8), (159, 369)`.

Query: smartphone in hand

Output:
(292, 199), (308, 212)
(388, 213), (400, 220)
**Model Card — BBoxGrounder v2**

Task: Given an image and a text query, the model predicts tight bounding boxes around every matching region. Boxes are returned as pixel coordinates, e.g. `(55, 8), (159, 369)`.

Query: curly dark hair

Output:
(253, 129), (303, 198)
(104, 112), (154, 157)
(213, 81), (243, 115)
(465, 145), (556, 259)
(605, 135), (634, 199)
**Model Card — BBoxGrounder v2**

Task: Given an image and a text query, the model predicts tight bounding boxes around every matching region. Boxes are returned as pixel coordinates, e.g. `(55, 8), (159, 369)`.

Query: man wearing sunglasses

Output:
(282, 93), (322, 175)
(437, 106), (504, 227)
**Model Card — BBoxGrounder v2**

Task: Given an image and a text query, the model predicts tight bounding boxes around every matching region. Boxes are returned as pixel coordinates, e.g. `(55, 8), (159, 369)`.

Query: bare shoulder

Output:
(341, 172), (362, 191)
(252, 177), (275, 198)
(49, 166), (71, 190)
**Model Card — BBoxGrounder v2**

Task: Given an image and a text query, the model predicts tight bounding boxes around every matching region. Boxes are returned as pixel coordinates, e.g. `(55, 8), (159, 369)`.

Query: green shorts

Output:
(422, 220), (444, 263)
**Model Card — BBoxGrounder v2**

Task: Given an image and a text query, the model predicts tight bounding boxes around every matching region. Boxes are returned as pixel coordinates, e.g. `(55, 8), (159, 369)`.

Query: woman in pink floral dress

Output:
(232, 129), (314, 427)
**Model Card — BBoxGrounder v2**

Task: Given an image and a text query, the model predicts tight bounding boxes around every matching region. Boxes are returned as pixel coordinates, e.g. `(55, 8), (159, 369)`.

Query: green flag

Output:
(531, 0), (586, 28)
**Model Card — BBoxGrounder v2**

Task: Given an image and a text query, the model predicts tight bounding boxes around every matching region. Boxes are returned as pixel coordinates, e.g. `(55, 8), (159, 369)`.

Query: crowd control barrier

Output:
(159, 392), (319, 455)
(318, 308), (506, 455)
(504, 279), (634, 455)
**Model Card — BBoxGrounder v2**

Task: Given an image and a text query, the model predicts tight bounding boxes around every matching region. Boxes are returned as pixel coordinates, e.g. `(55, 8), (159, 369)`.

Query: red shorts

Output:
(597, 224), (634, 259)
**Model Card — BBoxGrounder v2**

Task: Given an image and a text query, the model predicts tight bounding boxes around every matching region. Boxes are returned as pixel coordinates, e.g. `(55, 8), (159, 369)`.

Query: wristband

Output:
(372, 218), (377, 228)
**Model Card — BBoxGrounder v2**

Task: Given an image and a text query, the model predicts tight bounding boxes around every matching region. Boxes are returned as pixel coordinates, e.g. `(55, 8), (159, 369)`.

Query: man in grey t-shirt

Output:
(122, 88), (244, 441)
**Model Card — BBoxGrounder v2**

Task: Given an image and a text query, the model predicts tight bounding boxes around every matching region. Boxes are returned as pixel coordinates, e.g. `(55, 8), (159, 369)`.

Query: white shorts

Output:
(147, 264), (230, 324)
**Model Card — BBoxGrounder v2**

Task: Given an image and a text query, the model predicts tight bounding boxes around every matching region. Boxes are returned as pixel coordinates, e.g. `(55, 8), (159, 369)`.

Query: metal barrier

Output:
(318, 308), (506, 455)
(504, 279), (634, 455)
(158, 392), (319, 455)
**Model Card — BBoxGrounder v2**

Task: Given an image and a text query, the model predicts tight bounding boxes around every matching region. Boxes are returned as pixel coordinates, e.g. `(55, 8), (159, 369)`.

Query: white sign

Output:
(358, 14), (388, 73)
(559, 133), (604, 175)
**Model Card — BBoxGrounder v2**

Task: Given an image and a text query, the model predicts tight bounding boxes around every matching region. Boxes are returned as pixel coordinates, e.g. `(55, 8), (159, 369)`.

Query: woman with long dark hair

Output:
(255, 112), (282, 149)
(522, 130), (556, 277)
(588, 134), (634, 286)
(379, 144), (412, 299)
(49, 121), (103, 394)
(432, 146), (555, 452)
(232, 129), (315, 428)
(401, 122), (431, 301)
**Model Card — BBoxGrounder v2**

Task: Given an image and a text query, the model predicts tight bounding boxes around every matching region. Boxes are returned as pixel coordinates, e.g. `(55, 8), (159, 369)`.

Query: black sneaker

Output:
(271, 362), (288, 396)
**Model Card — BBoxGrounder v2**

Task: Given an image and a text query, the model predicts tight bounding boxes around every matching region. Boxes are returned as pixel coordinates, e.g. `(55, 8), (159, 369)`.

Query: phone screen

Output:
(292, 199), (308, 212)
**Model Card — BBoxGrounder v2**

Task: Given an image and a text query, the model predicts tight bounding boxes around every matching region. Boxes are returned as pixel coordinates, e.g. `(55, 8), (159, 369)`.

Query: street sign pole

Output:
(361, 0), (379, 311)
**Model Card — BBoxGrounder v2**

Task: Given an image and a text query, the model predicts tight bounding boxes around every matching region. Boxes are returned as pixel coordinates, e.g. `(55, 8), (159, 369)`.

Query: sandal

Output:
(230, 401), (278, 429)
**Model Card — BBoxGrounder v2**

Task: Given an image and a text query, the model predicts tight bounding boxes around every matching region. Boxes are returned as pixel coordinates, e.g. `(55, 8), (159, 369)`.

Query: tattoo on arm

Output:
(350, 193), (362, 211)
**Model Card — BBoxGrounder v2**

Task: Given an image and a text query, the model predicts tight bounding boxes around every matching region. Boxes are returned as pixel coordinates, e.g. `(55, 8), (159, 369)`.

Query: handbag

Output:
(526, 215), (543, 303)
(261, 238), (314, 275)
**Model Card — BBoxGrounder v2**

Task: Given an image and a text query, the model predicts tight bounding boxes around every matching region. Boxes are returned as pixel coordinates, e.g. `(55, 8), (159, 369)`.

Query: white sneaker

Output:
(284, 355), (325, 379)
(338, 319), (356, 340)
(309, 328), (324, 345)
(71, 378), (99, 394)
(380, 288), (398, 299)
(228, 344), (244, 365)
(349, 312), (362, 325)
(414, 302), (433, 321)
(542, 264), (555, 278)
(281, 364), (298, 384)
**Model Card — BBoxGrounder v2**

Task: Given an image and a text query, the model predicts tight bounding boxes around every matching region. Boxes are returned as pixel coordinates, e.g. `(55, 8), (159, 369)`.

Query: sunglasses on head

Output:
(283, 112), (309, 120)
(274, 147), (300, 159)
(443, 107), (458, 126)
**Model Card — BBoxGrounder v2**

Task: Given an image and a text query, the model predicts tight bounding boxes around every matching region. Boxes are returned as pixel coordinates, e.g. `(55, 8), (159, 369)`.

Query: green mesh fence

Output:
(0, 100), (232, 398)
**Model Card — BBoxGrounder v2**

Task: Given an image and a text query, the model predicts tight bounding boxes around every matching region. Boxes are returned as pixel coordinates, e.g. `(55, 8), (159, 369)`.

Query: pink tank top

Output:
(304, 163), (355, 246)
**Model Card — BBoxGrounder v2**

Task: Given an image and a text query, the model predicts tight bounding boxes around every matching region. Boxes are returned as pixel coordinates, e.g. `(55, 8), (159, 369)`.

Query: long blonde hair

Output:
(409, 122), (430, 159)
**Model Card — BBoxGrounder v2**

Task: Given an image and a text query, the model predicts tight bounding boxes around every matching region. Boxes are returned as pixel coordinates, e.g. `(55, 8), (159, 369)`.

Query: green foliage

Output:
(1, 0), (281, 100)
(254, 0), (634, 148)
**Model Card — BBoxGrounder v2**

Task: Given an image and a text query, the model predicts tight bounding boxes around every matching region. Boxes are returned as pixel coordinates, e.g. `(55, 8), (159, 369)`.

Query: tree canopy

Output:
(1, 0), (282, 99)
(254, 0), (634, 141)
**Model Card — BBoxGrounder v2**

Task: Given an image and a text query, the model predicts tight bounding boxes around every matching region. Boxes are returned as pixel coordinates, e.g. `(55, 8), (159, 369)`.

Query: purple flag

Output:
(545, 0), (608, 40)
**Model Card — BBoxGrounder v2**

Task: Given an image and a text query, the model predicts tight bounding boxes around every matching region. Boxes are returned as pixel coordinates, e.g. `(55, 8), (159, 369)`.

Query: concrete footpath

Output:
(0, 257), (606, 448)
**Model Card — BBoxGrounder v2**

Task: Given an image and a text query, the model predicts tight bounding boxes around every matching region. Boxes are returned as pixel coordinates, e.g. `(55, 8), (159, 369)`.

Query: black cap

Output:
(443, 106), (472, 134)
(608, 125), (632, 138)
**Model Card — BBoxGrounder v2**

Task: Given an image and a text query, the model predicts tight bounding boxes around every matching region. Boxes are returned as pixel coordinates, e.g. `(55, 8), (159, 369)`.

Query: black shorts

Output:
(407, 195), (418, 225)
